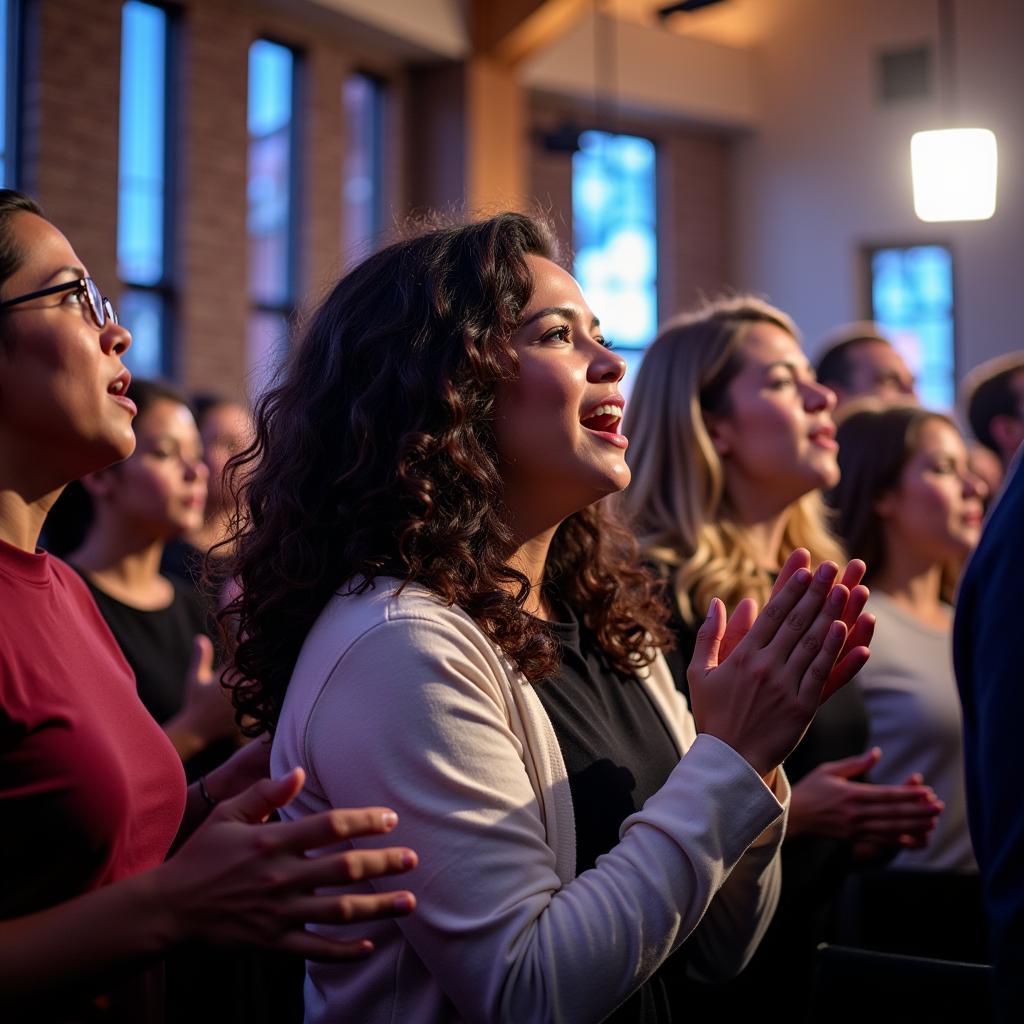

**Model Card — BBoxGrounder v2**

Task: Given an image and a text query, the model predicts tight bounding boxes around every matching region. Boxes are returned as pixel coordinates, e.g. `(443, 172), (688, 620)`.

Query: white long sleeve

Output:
(272, 582), (786, 1023)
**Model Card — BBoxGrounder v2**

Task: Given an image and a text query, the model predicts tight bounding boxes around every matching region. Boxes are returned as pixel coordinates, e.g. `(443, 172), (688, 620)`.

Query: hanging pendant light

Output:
(911, 0), (997, 222)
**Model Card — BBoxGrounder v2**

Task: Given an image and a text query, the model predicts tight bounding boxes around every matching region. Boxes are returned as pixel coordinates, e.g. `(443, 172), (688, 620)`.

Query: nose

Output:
(803, 379), (837, 412)
(586, 339), (626, 384)
(99, 319), (132, 357)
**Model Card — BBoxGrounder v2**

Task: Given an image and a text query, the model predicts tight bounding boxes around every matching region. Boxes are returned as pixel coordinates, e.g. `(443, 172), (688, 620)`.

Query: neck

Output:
(72, 517), (166, 591)
(0, 445), (77, 552)
(506, 527), (558, 620)
(872, 543), (945, 616)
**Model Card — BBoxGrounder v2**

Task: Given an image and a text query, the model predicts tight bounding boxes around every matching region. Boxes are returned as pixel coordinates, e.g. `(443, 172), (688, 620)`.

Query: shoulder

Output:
(288, 578), (513, 714)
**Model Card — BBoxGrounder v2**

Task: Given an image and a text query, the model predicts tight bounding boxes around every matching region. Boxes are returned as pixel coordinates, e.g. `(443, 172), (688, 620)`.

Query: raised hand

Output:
(788, 749), (943, 843)
(164, 635), (239, 761)
(154, 768), (417, 960)
(687, 559), (869, 777)
(769, 550), (875, 699)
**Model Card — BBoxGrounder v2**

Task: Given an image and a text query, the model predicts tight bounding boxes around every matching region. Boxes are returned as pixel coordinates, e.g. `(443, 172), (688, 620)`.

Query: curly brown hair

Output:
(224, 212), (669, 735)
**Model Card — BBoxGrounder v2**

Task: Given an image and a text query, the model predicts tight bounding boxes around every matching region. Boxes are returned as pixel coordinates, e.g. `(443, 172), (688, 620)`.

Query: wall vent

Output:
(878, 46), (933, 103)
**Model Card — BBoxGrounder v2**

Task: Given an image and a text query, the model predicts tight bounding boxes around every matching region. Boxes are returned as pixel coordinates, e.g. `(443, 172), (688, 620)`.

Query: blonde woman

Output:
(620, 297), (943, 1008)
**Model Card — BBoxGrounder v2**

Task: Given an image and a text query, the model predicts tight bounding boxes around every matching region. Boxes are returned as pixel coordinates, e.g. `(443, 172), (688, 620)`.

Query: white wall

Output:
(730, 0), (1024, 376)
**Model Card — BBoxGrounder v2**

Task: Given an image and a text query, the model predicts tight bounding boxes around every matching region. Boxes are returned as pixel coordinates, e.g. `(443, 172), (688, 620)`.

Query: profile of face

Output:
(199, 401), (253, 514)
(841, 340), (916, 407)
(493, 255), (628, 527)
(0, 213), (135, 478)
(707, 323), (839, 515)
(86, 399), (208, 541)
(876, 418), (986, 565)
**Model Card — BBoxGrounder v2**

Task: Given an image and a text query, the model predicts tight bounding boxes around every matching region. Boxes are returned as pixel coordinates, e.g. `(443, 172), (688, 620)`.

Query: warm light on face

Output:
(911, 128), (998, 222)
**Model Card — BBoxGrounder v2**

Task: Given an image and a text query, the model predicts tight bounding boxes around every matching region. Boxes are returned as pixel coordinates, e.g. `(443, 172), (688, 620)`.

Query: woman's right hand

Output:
(687, 553), (870, 777)
(152, 768), (417, 960)
(787, 748), (944, 843)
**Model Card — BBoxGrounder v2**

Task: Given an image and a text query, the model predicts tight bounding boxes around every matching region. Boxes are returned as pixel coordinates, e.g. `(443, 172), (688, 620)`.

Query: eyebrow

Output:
(764, 359), (815, 378)
(520, 305), (601, 330)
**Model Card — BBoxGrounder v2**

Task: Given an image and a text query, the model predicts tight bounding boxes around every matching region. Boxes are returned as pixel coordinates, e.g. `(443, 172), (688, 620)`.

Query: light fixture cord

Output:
(937, 0), (957, 121)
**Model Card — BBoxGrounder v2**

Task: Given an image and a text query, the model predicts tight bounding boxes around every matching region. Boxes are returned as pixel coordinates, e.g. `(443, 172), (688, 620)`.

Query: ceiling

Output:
(608, 0), (774, 48)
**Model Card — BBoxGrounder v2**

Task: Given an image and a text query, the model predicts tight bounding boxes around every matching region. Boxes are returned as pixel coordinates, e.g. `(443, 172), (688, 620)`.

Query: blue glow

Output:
(120, 287), (166, 378)
(0, 0), (8, 185)
(118, 1), (166, 285)
(871, 244), (955, 410)
(248, 41), (293, 137)
(248, 40), (294, 306)
(573, 130), (658, 352)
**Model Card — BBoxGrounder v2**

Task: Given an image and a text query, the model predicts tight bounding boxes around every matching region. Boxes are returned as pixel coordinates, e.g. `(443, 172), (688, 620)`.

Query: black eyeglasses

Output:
(0, 277), (118, 329)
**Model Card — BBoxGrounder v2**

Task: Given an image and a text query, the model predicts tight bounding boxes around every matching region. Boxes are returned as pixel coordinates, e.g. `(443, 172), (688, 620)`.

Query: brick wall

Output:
(18, 0), (738, 400)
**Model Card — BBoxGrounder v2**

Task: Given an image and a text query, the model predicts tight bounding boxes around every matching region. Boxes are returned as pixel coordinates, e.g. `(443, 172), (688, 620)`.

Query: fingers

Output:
(769, 548), (811, 599)
(795, 619), (847, 708)
(741, 565), (815, 650)
(281, 932), (376, 962)
(216, 768), (306, 824)
(782, 574), (847, 679)
(839, 584), (870, 632)
(820, 644), (871, 703)
(719, 597), (758, 663)
(292, 846), (418, 889)
(284, 889), (416, 927)
(260, 806), (405, 856)
(819, 747), (882, 780)
(838, 559), (867, 593)
(188, 634), (215, 686)
(688, 597), (726, 682)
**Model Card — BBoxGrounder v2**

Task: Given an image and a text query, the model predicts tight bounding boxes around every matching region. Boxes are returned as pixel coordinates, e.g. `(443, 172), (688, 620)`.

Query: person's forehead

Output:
(851, 339), (906, 373)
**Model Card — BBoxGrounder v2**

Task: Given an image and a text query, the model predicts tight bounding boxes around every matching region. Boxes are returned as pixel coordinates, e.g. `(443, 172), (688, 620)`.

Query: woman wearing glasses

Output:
(0, 190), (417, 1020)
(225, 212), (872, 1023)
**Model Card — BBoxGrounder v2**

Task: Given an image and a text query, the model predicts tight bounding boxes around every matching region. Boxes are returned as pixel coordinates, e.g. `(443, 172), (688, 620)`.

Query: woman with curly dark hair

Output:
(226, 212), (871, 1023)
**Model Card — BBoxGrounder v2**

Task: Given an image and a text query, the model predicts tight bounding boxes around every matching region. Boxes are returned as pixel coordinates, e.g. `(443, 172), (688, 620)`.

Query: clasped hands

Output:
(687, 549), (874, 779)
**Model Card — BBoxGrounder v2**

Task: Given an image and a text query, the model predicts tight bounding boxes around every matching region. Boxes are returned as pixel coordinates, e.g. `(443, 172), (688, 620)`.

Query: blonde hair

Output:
(620, 295), (845, 624)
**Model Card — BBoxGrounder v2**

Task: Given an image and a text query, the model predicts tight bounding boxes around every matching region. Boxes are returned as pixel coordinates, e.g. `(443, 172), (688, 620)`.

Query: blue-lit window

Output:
(573, 130), (658, 387)
(0, 0), (22, 186)
(118, 1), (173, 379)
(868, 244), (955, 410)
(343, 72), (385, 268)
(248, 39), (298, 377)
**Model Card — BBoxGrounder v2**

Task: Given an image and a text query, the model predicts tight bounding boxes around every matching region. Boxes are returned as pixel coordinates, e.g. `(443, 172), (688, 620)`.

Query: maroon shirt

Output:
(0, 539), (186, 920)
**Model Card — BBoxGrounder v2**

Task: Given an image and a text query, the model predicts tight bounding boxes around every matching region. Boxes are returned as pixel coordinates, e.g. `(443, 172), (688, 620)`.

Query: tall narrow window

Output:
(342, 72), (385, 267)
(118, 0), (173, 378)
(867, 244), (955, 410)
(1, 0), (22, 186)
(572, 130), (658, 389)
(248, 39), (299, 382)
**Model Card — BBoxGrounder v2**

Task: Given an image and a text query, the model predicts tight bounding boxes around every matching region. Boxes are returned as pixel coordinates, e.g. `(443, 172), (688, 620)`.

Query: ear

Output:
(80, 468), (117, 501)
(702, 410), (731, 457)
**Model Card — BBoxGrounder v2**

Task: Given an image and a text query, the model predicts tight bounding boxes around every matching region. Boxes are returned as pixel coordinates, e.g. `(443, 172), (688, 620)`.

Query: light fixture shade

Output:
(911, 128), (998, 222)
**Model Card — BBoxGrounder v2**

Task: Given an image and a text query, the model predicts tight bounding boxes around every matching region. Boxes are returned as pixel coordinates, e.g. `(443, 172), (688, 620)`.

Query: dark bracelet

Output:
(198, 775), (218, 808)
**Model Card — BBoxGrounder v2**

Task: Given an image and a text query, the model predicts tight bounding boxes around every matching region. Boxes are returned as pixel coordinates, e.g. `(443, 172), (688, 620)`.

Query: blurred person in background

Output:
(829, 402), (987, 963)
(814, 321), (916, 411)
(621, 298), (941, 1017)
(962, 353), (1024, 497)
(45, 378), (239, 774)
